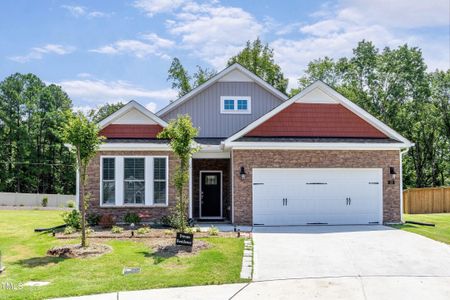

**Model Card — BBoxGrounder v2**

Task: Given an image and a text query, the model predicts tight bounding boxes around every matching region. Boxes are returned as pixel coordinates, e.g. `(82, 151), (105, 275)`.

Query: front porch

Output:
(191, 158), (232, 222)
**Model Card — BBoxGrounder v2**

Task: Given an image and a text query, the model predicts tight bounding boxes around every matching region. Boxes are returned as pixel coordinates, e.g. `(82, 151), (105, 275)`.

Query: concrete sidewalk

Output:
(53, 276), (450, 300)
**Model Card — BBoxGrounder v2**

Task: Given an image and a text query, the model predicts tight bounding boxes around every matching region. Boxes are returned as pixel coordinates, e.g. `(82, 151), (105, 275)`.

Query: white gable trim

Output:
(156, 63), (288, 117)
(224, 81), (413, 147)
(98, 101), (168, 130)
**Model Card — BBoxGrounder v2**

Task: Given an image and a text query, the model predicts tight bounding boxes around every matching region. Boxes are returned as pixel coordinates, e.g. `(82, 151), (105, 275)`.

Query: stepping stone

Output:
(123, 267), (141, 275)
(24, 281), (50, 287)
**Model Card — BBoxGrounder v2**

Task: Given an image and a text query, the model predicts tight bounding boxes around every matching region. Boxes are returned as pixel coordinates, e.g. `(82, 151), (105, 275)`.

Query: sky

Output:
(0, 0), (449, 113)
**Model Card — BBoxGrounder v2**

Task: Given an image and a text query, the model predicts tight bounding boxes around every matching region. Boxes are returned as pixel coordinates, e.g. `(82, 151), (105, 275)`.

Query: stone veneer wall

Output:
(232, 149), (401, 225)
(192, 159), (231, 220)
(84, 151), (178, 222)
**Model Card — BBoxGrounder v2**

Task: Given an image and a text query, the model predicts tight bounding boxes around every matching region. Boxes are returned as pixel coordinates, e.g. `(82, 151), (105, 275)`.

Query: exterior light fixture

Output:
(388, 167), (396, 184)
(130, 223), (135, 238)
(240, 167), (246, 180)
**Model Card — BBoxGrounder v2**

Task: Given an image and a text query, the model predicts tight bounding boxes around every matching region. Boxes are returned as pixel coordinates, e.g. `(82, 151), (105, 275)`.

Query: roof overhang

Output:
(224, 81), (414, 148)
(98, 100), (168, 130)
(223, 141), (411, 150)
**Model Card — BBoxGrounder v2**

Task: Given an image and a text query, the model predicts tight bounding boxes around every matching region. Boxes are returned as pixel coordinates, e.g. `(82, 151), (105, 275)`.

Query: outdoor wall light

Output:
(240, 166), (246, 180)
(388, 167), (397, 184)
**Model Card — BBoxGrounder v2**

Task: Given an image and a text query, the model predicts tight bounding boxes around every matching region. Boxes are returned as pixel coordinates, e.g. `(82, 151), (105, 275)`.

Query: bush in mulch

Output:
(47, 243), (112, 258)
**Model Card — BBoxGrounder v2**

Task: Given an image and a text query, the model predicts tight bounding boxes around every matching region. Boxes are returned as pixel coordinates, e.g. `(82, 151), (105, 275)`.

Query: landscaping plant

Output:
(136, 226), (151, 235)
(67, 200), (75, 208)
(208, 225), (219, 236)
(41, 197), (48, 207)
(64, 226), (76, 235)
(111, 226), (123, 234)
(60, 112), (104, 247)
(61, 209), (81, 229)
(99, 214), (115, 228)
(124, 212), (141, 225)
(158, 115), (199, 233)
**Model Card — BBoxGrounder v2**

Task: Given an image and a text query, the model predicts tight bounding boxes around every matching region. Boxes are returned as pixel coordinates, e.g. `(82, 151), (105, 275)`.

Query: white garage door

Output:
(252, 168), (383, 226)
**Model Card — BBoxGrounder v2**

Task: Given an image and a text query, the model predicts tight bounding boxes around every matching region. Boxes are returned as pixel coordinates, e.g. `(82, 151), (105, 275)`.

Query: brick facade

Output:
(84, 150), (178, 223)
(232, 149), (401, 225)
(192, 159), (231, 220)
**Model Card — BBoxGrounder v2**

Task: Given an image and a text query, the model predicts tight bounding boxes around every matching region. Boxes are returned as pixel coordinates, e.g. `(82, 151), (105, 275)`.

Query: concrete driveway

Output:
(252, 225), (450, 280)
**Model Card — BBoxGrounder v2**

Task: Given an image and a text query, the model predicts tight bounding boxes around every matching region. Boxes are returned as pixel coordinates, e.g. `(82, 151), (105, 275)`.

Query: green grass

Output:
(0, 210), (245, 300)
(392, 213), (450, 245)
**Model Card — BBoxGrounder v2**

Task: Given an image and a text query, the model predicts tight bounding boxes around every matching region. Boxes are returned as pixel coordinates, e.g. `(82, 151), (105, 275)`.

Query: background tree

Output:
(158, 115), (199, 233)
(167, 58), (217, 98)
(90, 102), (125, 123)
(61, 112), (104, 247)
(227, 38), (288, 94)
(0, 73), (75, 194)
(296, 40), (450, 188)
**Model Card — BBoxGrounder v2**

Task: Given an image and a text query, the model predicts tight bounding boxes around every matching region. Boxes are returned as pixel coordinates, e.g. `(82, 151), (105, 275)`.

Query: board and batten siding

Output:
(160, 82), (284, 137)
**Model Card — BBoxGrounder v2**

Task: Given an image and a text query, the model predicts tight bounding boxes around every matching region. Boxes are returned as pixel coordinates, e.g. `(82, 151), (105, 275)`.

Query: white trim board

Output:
(224, 81), (413, 148)
(98, 100), (168, 130)
(157, 63), (288, 117)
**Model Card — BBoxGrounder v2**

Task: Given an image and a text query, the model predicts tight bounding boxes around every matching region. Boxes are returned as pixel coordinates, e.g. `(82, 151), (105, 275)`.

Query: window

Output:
(153, 157), (167, 204)
(102, 158), (115, 205)
(124, 158), (145, 204)
(205, 175), (217, 185)
(224, 99), (234, 110)
(220, 96), (251, 114)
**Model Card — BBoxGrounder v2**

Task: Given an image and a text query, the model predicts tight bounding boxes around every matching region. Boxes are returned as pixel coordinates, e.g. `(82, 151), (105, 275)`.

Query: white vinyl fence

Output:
(0, 192), (76, 207)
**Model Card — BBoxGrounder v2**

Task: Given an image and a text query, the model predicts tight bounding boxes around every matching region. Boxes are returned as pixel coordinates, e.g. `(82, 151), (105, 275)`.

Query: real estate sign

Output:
(176, 233), (193, 246)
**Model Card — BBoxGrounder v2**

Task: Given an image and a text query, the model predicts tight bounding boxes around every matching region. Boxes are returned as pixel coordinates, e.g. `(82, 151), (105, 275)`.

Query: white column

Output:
(145, 157), (153, 205)
(189, 157), (193, 218)
(116, 157), (124, 206)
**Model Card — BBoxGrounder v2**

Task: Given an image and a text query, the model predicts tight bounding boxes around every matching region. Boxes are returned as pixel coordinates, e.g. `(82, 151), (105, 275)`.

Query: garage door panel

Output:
(252, 168), (383, 226)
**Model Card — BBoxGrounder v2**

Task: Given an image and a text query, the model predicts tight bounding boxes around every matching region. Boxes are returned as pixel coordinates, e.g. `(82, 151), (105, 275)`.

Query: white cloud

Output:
(56, 79), (177, 108)
(145, 102), (157, 112)
(167, 2), (263, 68)
(91, 33), (174, 59)
(61, 5), (86, 17)
(270, 0), (449, 89)
(133, 0), (185, 16)
(9, 44), (75, 63)
(61, 5), (111, 18)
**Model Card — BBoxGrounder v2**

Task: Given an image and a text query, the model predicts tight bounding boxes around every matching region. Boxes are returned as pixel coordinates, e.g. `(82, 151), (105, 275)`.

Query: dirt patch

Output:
(47, 243), (112, 258)
(148, 238), (210, 258)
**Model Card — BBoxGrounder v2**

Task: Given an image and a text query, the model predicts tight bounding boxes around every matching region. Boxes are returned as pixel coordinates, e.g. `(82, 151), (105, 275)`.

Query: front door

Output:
(200, 171), (222, 218)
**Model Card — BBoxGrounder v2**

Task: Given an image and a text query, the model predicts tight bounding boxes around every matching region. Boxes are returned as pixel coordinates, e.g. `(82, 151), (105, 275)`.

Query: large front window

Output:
(124, 158), (145, 204)
(102, 158), (115, 205)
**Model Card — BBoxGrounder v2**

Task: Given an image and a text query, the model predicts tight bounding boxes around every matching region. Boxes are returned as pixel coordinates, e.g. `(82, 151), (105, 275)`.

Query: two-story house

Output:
(81, 63), (412, 226)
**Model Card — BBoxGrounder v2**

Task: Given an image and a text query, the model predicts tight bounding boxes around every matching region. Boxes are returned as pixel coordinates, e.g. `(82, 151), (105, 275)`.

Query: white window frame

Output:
(100, 155), (169, 207)
(123, 157), (146, 206)
(220, 96), (251, 114)
(100, 157), (116, 205)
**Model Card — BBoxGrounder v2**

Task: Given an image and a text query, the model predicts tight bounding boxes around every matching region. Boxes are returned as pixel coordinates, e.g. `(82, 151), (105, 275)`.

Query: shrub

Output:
(64, 226), (76, 235)
(136, 226), (151, 235)
(87, 213), (101, 226)
(208, 225), (219, 236)
(124, 212), (141, 225)
(67, 200), (75, 208)
(86, 227), (94, 235)
(160, 215), (178, 228)
(41, 197), (48, 207)
(195, 226), (201, 233)
(61, 210), (81, 229)
(164, 229), (174, 236)
(99, 214), (115, 229)
(183, 227), (195, 234)
(111, 226), (124, 234)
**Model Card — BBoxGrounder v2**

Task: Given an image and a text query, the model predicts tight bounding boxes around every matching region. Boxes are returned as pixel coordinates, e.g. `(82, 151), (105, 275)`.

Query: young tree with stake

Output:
(61, 112), (104, 247)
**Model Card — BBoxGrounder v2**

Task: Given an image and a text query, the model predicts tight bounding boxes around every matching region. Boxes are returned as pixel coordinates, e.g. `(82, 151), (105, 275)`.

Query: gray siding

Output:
(160, 82), (284, 137)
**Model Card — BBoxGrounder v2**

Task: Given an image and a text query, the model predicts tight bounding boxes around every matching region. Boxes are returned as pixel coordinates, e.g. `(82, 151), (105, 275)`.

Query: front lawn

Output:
(0, 210), (245, 300)
(392, 213), (450, 245)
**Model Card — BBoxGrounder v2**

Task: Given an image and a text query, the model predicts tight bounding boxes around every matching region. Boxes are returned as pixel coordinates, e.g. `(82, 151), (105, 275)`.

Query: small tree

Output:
(158, 115), (199, 233)
(61, 112), (104, 247)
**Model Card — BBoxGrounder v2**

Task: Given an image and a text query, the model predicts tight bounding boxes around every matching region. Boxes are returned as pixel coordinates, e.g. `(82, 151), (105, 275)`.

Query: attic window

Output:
(220, 96), (251, 114)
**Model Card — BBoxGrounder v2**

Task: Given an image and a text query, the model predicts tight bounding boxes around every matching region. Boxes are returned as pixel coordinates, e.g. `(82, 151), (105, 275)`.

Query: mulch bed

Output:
(47, 243), (112, 258)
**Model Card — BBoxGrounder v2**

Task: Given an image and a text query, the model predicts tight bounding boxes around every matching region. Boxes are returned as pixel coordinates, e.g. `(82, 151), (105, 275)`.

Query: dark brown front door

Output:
(200, 172), (222, 218)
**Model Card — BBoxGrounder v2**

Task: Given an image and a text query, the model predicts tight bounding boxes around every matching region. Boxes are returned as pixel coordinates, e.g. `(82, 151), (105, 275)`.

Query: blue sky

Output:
(1, 0), (449, 112)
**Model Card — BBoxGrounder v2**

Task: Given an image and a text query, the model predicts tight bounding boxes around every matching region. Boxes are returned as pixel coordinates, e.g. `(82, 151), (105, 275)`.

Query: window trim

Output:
(220, 96), (251, 114)
(101, 157), (116, 205)
(123, 157), (146, 206)
(100, 155), (169, 207)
